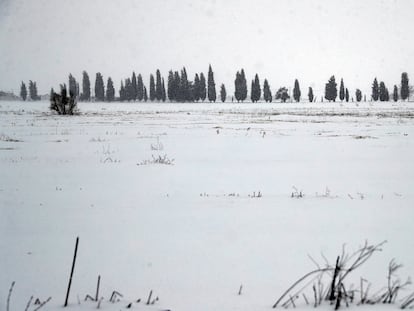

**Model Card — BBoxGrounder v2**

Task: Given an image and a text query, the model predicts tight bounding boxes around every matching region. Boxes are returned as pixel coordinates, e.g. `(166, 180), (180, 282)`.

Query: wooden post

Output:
(64, 237), (79, 307)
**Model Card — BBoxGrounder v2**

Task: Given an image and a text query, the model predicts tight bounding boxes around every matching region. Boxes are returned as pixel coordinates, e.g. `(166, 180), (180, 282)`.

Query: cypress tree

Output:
(161, 78), (166, 102)
(293, 79), (301, 102)
(372, 78), (379, 101)
(401, 72), (409, 100)
(207, 65), (217, 102)
(173, 71), (180, 101)
(194, 73), (200, 101)
(179, 67), (189, 102)
(167, 70), (175, 102)
(106, 77), (115, 102)
(119, 81), (125, 101)
(345, 88), (349, 102)
(131, 72), (137, 101)
(155, 69), (163, 100)
(137, 74), (144, 101)
(240, 69), (247, 102)
(220, 84), (226, 102)
(393, 85), (398, 102)
(234, 71), (241, 102)
(20, 82), (27, 101)
(379, 81), (387, 101)
(324, 76), (337, 102)
(29, 80), (39, 101)
(95, 73), (105, 101)
(250, 74), (261, 102)
(263, 79), (272, 103)
(207, 65), (216, 102)
(69, 74), (77, 97)
(308, 87), (314, 103)
(143, 86), (148, 102)
(81, 71), (91, 101)
(199, 72), (206, 101)
(339, 78), (345, 101)
(125, 78), (133, 101)
(355, 89), (362, 102)
(250, 80), (255, 102)
(149, 74), (156, 101)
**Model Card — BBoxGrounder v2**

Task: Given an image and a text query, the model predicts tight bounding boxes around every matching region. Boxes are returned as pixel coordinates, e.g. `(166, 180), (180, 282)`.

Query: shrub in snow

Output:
(50, 86), (77, 115)
(272, 241), (414, 310)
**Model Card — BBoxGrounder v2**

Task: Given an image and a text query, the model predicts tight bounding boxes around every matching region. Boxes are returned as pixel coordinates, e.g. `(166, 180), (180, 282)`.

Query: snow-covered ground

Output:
(1, 101), (414, 311)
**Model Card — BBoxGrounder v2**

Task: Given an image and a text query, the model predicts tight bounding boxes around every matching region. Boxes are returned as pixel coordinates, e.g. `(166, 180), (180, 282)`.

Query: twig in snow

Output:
(33, 297), (51, 311)
(95, 275), (101, 301)
(238, 284), (243, 295)
(110, 291), (123, 303)
(25, 296), (33, 311)
(97, 297), (104, 309)
(6, 281), (15, 311)
(64, 237), (79, 307)
(146, 290), (153, 305)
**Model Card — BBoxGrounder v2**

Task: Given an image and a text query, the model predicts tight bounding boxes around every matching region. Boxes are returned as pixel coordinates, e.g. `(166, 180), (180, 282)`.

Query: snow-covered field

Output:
(1, 101), (414, 311)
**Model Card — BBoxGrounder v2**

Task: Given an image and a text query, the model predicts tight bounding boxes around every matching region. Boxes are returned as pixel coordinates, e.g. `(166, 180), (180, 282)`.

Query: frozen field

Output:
(1, 101), (414, 311)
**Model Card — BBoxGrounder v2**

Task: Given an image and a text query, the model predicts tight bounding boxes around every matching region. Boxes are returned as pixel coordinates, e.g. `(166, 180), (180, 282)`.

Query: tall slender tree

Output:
(131, 72), (137, 101)
(29, 80), (39, 101)
(240, 69), (247, 102)
(199, 72), (206, 101)
(372, 78), (379, 101)
(207, 65), (216, 102)
(263, 79), (272, 102)
(339, 78), (345, 101)
(250, 74), (261, 103)
(119, 81), (125, 101)
(143, 86), (148, 102)
(68, 74), (77, 97)
(194, 73), (200, 101)
(106, 77), (115, 102)
(345, 88), (349, 102)
(401, 72), (409, 101)
(95, 73), (105, 101)
(155, 69), (163, 100)
(293, 79), (301, 102)
(220, 84), (226, 102)
(149, 74), (156, 101)
(161, 78), (166, 102)
(393, 85), (399, 102)
(20, 82), (27, 101)
(167, 70), (175, 102)
(81, 71), (91, 101)
(308, 87), (314, 102)
(137, 74), (144, 101)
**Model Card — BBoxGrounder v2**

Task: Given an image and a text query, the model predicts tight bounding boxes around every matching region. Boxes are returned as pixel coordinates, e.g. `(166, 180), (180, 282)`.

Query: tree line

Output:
(20, 68), (411, 103)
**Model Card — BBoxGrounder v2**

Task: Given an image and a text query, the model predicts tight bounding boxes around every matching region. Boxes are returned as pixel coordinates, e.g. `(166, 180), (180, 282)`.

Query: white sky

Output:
(0, 0), (413, 97)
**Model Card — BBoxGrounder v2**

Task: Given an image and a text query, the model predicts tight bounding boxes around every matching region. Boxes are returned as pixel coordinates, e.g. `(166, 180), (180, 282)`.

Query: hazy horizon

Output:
(1, 0), (413, 98)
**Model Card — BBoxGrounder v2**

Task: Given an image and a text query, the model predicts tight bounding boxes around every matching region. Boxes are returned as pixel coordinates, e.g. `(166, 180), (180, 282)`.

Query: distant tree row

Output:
(44, 69), (411, 103)
(20, 80), (40, 101)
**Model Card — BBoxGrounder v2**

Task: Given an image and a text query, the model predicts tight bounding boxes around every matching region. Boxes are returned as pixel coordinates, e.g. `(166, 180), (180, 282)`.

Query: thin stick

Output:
(146, 290), (153, 305)
(302, 293), (309, 305)
(238, 284), (243, 295)
(64, 237), (79, 307)
(25, 296), (34, 311)
(95, 275), (101, 301)
(7, 281), (15, 311)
